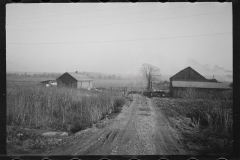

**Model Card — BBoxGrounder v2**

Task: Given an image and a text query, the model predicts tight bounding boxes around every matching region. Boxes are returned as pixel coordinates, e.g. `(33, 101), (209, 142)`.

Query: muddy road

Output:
(45, 95), (188, 155)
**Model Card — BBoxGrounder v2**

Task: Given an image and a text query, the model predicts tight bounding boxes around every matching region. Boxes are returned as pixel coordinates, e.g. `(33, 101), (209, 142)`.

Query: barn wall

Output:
(172, 87), (184, 98)
(77, 81), (82, 89)
(172, 87), (231, 98)
(77, 81), (93, 89)
(71, 81), (77, 88)
(89, 81), (93, 89)
(57, 73), (77, 88)
(82, 81), (90, 88)
(56, 79), (65, 87)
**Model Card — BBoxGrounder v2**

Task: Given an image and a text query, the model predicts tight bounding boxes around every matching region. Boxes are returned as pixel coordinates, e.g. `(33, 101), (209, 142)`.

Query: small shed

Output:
(56, 72), (93, 89)
(39, 80), (57, 87)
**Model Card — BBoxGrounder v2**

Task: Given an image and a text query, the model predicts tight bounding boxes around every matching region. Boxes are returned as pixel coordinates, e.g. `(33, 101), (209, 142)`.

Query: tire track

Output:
(151, 98), (188, 154)
(46, 95), (189, 155)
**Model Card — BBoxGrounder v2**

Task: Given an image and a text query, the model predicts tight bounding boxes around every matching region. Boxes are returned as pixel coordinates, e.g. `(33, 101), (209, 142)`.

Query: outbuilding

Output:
(170, 66), (232, 98)
(56, 72), (93, 89)
(39, 80), (57, 87)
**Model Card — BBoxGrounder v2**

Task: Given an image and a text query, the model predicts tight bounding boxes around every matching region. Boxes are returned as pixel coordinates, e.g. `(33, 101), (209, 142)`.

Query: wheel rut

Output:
(45, 95), (189, 155)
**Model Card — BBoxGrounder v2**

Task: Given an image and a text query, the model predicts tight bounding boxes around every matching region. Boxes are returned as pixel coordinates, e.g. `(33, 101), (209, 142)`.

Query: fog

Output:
(6, 3), (232, 79)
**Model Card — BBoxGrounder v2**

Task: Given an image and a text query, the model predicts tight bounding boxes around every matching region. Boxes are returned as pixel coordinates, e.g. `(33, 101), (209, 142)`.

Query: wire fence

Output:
(7, 81), (145, 91)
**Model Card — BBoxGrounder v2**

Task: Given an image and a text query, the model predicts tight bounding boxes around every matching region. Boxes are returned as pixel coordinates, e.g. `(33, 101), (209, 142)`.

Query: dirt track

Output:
(45, 94), (188, 155)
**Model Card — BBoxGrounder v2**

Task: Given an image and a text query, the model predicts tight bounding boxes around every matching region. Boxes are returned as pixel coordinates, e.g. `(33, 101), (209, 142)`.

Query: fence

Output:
(96, 86), (144, 91)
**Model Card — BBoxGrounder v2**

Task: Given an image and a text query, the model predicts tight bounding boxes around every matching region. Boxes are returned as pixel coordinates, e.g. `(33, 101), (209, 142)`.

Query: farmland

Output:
(93, 79), (135, 88)
(6, 75), (233, 155)
(7, 82), (128, 154)
(7, 76), (136, 88)
(154, 90), (233, 154)
(7, 76), (57, 82)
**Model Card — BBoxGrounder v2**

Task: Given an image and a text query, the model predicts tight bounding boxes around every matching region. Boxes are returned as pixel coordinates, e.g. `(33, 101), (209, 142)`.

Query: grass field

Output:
(155, 89), (233, 154)
(93, 79), (135, 88)
(7, 83), (127, 131)
(7, 77), (56, 82)
(7, 76), (137, 89)
(7, 83), (127, 153)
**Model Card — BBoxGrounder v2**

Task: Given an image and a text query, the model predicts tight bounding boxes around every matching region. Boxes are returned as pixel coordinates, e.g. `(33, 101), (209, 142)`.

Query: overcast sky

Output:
(6, 2), (232, 78)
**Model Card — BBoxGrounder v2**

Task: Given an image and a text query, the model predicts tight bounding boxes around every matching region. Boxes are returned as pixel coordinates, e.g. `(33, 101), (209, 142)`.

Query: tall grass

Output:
(7, 83), (125, 133)
(156, 87), (233, 154)
(181, 88), (232, 154)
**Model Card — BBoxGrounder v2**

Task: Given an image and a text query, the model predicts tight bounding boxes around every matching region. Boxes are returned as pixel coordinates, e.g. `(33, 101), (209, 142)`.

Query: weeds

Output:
(7, 84), (126, 154)
(156, 88), (233, 155)
(113, 97), (126, 113)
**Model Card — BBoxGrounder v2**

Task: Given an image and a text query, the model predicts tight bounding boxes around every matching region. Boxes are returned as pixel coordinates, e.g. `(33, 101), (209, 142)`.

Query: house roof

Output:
(67, 72), (93, 81)
(172, 81), (232, 89)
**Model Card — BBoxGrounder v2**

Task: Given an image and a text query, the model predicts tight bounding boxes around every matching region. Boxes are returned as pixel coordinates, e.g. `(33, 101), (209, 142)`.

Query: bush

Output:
(113, 97), (126, 113)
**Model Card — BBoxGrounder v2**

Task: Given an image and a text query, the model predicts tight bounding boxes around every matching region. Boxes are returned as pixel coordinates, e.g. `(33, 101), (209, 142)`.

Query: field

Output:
(155, 89), (233, 154)
(7, 76), (56, 82)
(7, 76), (232, 155)
(7, 82), (128, 154)
(92, 79), (135, 88)
(7, 76), (136, 89)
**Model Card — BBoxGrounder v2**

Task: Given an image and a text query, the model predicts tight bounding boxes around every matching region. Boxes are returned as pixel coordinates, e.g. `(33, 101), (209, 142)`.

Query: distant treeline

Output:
(7, 72), (122, 80)
(7, 73), (62, 79)
(98, 74), (121, 80)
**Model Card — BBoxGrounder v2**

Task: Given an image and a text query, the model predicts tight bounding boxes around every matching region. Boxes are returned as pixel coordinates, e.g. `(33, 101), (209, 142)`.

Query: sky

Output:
(6, 2), (232, 80)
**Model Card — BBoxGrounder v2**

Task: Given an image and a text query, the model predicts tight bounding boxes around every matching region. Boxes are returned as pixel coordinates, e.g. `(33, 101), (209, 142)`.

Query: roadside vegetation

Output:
(156, 88), (233, 155)
(7, 83), (127, 154)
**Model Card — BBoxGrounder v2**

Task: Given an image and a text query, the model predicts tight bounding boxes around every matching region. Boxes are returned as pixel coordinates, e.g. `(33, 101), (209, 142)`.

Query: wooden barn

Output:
(170, 66), (232, 98)
(56, 72), (93, 89)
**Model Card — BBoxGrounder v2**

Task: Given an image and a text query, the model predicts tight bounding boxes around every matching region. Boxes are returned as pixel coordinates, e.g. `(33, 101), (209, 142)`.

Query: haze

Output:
(6, 3), (232, 80)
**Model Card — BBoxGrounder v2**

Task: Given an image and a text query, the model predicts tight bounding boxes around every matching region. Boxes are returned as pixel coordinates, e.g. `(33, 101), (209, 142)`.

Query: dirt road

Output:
(45, 94), (188, 155)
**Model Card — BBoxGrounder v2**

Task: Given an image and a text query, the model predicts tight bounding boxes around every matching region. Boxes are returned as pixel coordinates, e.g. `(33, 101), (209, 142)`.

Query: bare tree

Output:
(140, 63), (161, 90)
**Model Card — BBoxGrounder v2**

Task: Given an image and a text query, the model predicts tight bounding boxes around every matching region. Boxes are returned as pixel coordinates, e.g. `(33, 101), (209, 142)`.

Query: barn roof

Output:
(170, 66), (208, 81)
(172, 81), (232, 89)
(68, 72), (93, 81)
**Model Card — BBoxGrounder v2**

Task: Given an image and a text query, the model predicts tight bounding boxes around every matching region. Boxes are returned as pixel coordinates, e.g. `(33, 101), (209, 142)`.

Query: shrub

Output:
(113, 97), (126, 113)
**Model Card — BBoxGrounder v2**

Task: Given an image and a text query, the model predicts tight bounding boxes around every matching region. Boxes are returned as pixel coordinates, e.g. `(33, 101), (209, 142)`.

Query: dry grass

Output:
(7, 83), (126, 131)
(156, 88), (233, 155)
(138, 107), (151, 112)
(7, 83), (127, 154)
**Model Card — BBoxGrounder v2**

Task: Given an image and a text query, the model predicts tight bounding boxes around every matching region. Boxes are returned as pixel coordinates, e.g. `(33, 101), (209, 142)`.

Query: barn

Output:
(56, 72), (93, 89)
(169, 66), (232, 98)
